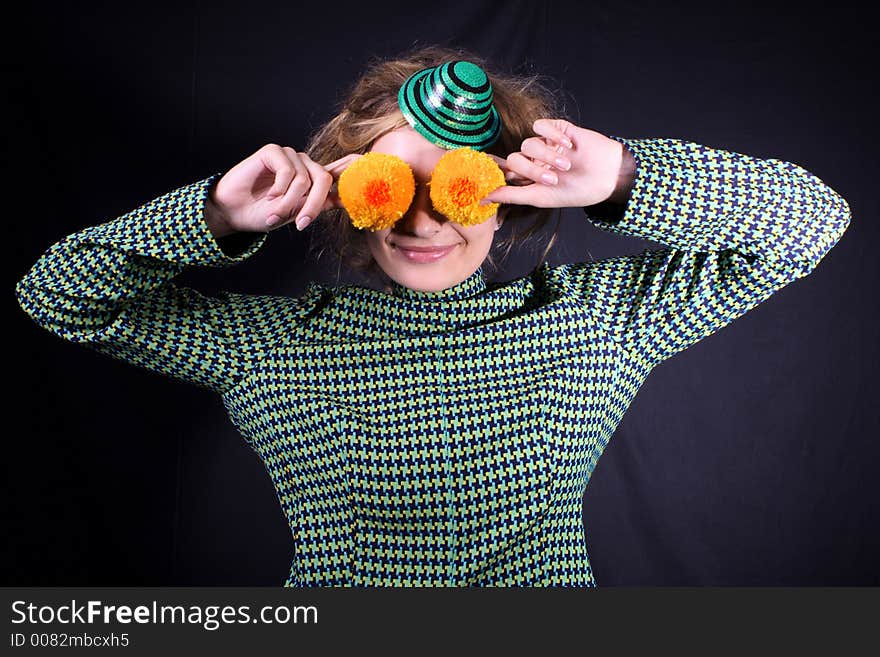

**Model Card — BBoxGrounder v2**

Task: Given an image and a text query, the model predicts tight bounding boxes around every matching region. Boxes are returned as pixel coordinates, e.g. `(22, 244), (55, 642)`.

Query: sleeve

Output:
(555, 135), (852, 368)
(15, 173), (323, 396)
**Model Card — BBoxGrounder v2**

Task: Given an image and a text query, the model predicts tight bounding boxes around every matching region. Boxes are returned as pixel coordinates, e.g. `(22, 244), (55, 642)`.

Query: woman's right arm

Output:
(14, 145), (353, 396)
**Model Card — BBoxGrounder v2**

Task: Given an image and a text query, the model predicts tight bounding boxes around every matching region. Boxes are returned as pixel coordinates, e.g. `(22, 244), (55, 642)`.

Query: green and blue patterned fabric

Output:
(15, 136), (851, 586)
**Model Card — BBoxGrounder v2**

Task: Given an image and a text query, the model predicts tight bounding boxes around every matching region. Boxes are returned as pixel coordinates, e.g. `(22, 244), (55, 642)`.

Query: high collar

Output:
(326, 262), (556, 338)
(388, 266), (487, 302)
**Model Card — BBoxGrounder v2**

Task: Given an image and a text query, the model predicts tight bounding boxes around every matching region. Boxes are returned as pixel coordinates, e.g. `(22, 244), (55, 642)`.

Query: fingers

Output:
(482, 133), (570, 205)
(263, 145), (313, 228)
(521, 135), (572, 174)
(478, 182), (542, 207)
(506, 151), (561, 186)
(532, 118), (575, 149)
(324, 153), (361, 178)
(319, 153), (362, 215)
(261, 144), (306, 200)
(487, 153), (532, 185)
(489, 118), (577, 191)
(264, 150), (361, 231)
(290, 152), (333, 230)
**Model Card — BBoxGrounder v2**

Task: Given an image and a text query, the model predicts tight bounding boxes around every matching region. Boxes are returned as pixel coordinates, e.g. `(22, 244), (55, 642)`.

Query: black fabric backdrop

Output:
(5, 0), (877, 585)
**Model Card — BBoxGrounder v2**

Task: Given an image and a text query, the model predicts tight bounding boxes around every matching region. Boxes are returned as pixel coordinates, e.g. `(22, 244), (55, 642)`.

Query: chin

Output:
(394, 270), (454, 291)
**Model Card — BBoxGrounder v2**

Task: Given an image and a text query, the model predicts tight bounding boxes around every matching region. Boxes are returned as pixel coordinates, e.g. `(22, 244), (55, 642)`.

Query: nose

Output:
(393, 182), (447, 236)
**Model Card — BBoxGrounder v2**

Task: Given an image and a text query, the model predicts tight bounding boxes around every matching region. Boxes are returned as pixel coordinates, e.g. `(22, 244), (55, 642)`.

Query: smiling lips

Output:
(393, 243), (459, 263)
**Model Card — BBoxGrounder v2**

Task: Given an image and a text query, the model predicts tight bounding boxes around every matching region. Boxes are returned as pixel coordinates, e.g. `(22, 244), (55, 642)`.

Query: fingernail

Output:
(267, 215), (280, 226)
(564, 138), (573, 149)
(295, 216), (310, 230)
(541, 172), (558, 185)
(555, 157), (571, 170)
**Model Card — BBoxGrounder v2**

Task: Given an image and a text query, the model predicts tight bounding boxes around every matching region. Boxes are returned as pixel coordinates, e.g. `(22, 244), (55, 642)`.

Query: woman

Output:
(15, 45), (851, 586)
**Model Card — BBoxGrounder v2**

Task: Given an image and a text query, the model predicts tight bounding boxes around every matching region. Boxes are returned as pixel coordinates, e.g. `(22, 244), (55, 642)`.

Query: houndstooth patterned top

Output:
(16, 136), (851, 586)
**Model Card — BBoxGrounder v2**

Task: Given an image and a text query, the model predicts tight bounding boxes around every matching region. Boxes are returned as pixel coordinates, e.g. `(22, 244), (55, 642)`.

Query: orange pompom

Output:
(428, 147), (505, 226)
(338, 152), (415, 231)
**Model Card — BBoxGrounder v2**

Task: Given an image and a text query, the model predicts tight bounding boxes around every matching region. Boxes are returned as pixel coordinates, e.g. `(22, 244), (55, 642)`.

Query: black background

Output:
(6, 0), (878, 585)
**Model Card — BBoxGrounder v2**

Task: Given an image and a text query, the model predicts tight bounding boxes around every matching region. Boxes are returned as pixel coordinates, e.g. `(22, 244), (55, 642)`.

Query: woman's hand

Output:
(480, 119), (636, 209)
(206, 144), (361, 236)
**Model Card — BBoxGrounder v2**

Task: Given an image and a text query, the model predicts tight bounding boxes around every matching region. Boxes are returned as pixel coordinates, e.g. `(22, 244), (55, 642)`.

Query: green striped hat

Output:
(397, 60), (502, 151)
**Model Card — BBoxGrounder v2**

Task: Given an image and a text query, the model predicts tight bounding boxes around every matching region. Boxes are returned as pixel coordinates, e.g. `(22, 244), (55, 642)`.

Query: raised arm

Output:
(15, 142), (364, 395)
(554, 136), (851, 368)
(14, 173), (327, 395)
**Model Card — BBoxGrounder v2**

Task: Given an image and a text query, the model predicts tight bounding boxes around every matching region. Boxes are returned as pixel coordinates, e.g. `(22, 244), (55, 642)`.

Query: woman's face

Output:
(363, 125), (504, 292)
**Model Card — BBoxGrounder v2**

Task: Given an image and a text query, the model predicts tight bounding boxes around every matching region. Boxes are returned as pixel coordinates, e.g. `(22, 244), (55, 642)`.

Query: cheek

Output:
(461, 221), (497, 245)
(365, 231), (390, 253)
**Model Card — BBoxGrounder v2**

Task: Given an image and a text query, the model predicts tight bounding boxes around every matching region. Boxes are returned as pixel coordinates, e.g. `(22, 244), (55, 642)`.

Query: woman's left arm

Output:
(483, 120), (852, 368)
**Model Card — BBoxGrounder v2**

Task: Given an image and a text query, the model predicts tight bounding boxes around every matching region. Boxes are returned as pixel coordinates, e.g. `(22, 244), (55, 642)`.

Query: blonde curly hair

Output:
(301, 43), (573, 288)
